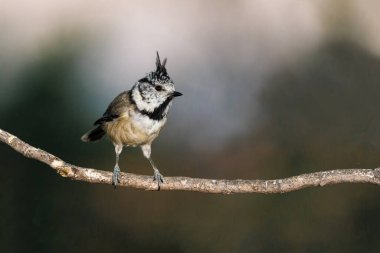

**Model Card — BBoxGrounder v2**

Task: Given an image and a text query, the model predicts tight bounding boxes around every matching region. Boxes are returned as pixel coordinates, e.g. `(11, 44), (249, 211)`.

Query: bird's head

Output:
(131, 52), (182, 113)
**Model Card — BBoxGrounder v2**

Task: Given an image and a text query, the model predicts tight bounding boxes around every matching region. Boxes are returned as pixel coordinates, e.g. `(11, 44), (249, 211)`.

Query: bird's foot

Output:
(153, 169), (164, 190)
(112, 165), (121, 188)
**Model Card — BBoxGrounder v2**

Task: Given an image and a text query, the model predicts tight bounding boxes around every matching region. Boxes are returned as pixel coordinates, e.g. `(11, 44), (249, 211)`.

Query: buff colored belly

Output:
(104, 114), (164, 146)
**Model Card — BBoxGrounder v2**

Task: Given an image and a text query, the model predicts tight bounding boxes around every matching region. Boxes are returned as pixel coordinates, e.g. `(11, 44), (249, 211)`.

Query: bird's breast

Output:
(104, 110), (166, 146)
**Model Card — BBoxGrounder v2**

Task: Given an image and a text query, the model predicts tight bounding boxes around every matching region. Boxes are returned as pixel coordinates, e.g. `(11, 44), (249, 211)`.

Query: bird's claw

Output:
(153, 169), (164, 190)
(112, 165), (121, 188)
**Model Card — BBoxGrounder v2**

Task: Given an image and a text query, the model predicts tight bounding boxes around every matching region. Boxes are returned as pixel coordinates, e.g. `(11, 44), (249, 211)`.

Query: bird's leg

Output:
(112, 144), (123, 188)
(149, 158), (164, 186)
(141, 144), (163, 190)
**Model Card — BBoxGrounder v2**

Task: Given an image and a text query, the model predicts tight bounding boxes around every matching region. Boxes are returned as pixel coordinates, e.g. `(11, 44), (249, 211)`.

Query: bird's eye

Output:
(155, 85), (163, 91)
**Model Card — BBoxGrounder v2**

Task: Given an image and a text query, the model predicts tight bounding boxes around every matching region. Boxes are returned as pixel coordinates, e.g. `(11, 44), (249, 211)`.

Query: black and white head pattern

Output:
(130, 52), (181, 120)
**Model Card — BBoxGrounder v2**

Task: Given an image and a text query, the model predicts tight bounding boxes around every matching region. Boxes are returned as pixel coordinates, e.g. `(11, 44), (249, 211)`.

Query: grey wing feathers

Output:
(93, 91), (132, 125)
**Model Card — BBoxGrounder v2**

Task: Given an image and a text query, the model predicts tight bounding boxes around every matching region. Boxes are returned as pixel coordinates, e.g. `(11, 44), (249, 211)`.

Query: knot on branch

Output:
(57, 166), (75, 177)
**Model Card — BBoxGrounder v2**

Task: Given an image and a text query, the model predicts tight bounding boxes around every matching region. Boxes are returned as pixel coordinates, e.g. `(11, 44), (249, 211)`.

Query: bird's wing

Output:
(93, 91), (133, 125)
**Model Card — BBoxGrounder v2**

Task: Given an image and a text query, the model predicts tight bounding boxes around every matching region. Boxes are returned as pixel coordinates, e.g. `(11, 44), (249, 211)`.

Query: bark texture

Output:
(1, 128), (379, 194)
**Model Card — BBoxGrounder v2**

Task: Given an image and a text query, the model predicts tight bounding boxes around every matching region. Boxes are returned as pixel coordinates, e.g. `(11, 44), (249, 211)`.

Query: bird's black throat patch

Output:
(129, 90), (173, 121)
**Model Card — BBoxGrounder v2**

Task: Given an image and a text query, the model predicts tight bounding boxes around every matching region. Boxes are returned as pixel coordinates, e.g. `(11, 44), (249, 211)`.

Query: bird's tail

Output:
(81, 126), (105, 142)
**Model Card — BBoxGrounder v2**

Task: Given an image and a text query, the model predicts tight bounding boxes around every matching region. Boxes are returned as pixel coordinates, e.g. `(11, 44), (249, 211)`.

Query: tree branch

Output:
(0, 128), (379, 194)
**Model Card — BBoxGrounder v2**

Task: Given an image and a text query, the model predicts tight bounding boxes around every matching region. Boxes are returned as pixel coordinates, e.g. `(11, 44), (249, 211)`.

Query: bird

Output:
(81, 52), (182, 189)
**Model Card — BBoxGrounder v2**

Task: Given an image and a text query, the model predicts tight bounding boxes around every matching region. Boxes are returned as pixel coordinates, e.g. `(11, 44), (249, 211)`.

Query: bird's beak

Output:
(172, 91), (183, 97)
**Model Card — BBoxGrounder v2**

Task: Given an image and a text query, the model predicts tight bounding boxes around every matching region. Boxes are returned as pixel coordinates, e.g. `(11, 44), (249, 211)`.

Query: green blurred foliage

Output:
(0, 37), (379, 253)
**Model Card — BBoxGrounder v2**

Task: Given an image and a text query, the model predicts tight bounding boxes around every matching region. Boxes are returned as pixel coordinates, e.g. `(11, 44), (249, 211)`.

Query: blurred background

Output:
(1, 0), (380, 252)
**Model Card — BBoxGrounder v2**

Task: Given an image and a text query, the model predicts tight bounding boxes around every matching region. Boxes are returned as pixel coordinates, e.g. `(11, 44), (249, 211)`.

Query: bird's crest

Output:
(152, 52), (171, 83)
(138, 52), (172, 84)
